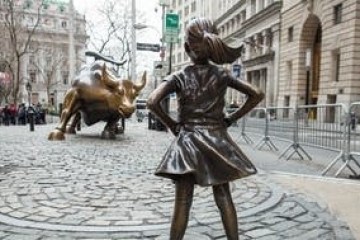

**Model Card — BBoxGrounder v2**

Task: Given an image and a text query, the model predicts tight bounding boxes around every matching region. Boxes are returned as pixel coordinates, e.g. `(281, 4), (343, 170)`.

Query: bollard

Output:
(28, 107), (35, 132)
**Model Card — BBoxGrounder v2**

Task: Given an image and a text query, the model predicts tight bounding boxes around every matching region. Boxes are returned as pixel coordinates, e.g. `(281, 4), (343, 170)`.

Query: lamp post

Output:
(133, 23), (162, 87)
(131, 0), (137, 80)
(26, 81), (34, 131)
(305, 48), (312, 106)
(26, 81), (32, 107)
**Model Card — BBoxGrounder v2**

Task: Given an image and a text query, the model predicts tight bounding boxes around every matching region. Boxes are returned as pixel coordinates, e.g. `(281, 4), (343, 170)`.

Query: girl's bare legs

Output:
(170, 177), (195, 240)
(213, 183), (239, 240)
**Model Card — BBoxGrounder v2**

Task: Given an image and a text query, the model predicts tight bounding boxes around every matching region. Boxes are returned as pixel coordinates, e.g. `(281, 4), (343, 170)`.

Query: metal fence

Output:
(230, 103), (360, 177)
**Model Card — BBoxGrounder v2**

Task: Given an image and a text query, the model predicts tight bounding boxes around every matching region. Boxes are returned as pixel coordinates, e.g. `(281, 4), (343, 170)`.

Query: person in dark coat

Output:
(3, 105), (10, 126)
(147, 18), (264, 239)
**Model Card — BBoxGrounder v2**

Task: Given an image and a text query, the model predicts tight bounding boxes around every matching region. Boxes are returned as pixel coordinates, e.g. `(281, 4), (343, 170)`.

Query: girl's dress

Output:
(155, 64), (257, 186)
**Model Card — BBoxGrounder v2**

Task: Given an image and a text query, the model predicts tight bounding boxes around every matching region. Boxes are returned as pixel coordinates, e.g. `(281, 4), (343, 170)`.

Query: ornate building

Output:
(169, 0), (282, 107)
(0, 0), (87, 110)
(278, 0), (360, 107)
(168, 0), (360, 110)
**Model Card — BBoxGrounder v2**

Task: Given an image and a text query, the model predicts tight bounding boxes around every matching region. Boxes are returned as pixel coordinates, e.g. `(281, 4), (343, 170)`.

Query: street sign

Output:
(232, 64), (242, 78)
(164, 13), (180, 43)
(164, 35), (180, 43)
(165, 13), (180, 31)
(136, 43), (161, 52)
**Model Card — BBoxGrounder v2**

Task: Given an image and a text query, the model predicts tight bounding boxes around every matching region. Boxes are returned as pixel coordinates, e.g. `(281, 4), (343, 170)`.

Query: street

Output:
(0, 119), (356, 239)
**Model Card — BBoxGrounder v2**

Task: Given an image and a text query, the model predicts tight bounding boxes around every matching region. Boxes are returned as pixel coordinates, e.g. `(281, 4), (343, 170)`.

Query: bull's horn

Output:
(134, 71), (147, 92)
(101, 63), (119, 88)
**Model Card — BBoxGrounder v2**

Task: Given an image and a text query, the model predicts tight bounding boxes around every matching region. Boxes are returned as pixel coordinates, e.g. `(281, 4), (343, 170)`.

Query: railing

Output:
(229, 103), (360, 177)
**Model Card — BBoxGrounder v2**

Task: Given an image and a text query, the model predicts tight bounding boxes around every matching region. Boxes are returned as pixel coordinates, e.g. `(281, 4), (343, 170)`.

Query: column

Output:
(262, 29), (271, 55)
(256, 33), (263, 56)
(266, 64), (275, 106)
(272, 24), (281, 106)
(256, 0), (261, 13)
(245, 37), (252, 60)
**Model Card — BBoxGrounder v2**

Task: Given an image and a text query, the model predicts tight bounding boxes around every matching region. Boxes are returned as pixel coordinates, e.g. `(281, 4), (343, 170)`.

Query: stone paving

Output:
(0, 120), (355, 239)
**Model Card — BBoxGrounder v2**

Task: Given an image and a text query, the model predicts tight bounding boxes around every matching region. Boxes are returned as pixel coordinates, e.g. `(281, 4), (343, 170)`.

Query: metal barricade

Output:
(247, 108), (278, 151)
(273, 106), (312, 161)
(295, 103), (351, 177)
(237, 108), (266, 145)
(297, 104), (346, 152)
(227, 108), (254, 144)
(349, 102), (360, 156)
(326, 102), (360, 177)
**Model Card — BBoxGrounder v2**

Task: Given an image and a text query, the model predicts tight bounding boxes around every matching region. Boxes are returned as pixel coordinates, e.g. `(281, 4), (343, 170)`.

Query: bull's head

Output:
(116, 71), (147, 118)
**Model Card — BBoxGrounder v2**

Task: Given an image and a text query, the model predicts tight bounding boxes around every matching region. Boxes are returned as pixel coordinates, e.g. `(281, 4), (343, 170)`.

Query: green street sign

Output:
(165, 13), (179, 30)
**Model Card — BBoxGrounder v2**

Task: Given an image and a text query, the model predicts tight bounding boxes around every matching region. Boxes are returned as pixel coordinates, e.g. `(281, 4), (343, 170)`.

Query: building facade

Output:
(168, 0), (282, 108)
(0, 0), (87, 111)
(278, 0), (360, 109)
(166, 0), (360, 111)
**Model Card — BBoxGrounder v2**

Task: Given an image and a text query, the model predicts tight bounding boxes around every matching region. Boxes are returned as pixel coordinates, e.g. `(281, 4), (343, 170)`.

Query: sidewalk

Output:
(232, 129), (360, 239)
(267, 172), (360, 239)
(0, 120), (357, 239)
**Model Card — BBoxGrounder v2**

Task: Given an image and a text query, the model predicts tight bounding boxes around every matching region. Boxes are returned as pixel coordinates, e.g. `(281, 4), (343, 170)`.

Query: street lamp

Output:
(26, 81), (32, 106)
(26, 81), (34, 131)
(305, 48), (312, 106)
(131, 0), (137, 80)
(133, 22), (163, 88)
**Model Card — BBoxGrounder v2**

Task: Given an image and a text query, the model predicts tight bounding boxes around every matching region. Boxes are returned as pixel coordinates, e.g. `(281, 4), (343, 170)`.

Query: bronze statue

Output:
(147, 18), (264, 239)
(48, 60), (146, 141)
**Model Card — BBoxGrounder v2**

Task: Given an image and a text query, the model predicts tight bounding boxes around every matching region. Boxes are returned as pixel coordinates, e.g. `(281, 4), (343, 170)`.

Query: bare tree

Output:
(31, 47), (65, 107)
(0, 0), (45, 105)
(85, 0), (145, 79)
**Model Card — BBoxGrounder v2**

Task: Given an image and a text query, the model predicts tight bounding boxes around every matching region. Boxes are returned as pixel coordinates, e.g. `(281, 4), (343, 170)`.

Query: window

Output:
(185, 6), (189, 16)
(62, 71), (69, 85)
(334, 3), (342, 25)
(288, 26), (294, 42)
(259, 0), (265, 11)
(284, 96), (290, 118)
(172, 0), (176, 8)
(332, 49), (341, 82)
(191, 1), (196, 12)
(29, 71), (36, 83)
(61, 20), (67, 28)
(29, 55), (35, 65)
(251, 0), (256, 15)
(241, 10), (246, 22)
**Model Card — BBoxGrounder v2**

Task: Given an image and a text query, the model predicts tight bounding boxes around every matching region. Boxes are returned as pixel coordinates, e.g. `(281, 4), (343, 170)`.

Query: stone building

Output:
(168, 0), (360, 111)
(216, 0), (282, 107)
(0, 0), (87, 110)
(168, 0), (282, 108)
(278, 0), (360, 108)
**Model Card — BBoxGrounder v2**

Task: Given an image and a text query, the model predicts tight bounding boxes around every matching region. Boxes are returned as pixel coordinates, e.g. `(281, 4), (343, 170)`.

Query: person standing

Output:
(147, 18), (264, 239)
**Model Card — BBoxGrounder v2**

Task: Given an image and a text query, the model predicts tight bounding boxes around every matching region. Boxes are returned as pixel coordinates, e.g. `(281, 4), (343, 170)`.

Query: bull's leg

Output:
(66, 112), (81, 134)
(101, 118), (120, 139)
(48, 90), (81, 140)
(113, 118), (125, 135)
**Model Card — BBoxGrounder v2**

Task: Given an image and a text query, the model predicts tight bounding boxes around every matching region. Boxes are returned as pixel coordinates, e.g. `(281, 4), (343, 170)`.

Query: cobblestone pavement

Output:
(0, 120), (355, 239)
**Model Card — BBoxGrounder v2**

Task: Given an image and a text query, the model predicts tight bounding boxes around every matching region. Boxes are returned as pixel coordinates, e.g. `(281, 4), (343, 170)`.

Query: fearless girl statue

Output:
(147, 18), (264, 239)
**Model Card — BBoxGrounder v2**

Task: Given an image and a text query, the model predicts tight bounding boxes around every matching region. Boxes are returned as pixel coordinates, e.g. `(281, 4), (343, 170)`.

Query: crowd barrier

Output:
(229, 102), (360, 177)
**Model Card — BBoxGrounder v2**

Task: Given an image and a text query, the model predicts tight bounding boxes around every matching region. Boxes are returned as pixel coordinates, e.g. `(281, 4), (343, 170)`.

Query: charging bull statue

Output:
(48, 60), (147, 141)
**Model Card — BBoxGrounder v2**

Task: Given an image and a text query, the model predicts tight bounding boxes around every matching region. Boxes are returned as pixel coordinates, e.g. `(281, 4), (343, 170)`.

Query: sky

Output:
(72, 0), (163, 76)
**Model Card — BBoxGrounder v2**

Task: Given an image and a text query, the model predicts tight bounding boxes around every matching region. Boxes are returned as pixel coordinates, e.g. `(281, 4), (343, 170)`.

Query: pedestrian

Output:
(147, 18), (264, 240)
(3, 105), (10, 126)
(17, 103), (26, 125)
